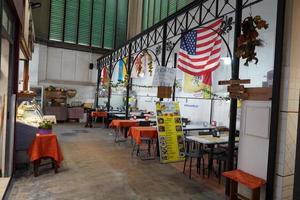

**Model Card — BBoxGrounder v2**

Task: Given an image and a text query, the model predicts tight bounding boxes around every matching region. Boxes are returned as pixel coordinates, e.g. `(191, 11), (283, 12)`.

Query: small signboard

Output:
(157, 86), (172, 98)
(152, 66), (176, 87)
(155, 101), (185, 163)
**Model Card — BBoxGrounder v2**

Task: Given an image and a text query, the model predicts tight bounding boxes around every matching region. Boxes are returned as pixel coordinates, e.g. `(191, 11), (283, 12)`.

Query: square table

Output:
(186, 134), (239, 177)
(128, 126), (158, 160)
(113, 114), (126, 119)
(91, 111), (108, 127)
(128, 126), (158, 145)
(182, 125), (216, 135)
(28, 133), (64, 176)
(186, 135), (239, 145)
(109, 120), (139, 142)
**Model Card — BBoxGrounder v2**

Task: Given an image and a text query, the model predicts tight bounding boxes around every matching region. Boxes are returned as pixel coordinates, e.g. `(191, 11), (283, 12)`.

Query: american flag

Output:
(177, 18), (223, 76)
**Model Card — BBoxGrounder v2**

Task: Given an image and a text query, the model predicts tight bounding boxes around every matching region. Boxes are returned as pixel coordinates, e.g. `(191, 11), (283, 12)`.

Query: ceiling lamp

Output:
(30, 2), (41, 9)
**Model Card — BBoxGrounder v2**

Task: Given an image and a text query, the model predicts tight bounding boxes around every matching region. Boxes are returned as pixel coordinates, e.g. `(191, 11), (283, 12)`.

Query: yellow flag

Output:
(183, 73), (212, 98)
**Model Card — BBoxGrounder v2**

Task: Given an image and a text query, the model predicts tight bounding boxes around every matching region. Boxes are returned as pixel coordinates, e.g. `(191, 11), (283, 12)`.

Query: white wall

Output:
(22, 43), (102, 105)
(34, 44), (100, 84)
(0, 39), (10, 176)
(238, 101), (271, 199)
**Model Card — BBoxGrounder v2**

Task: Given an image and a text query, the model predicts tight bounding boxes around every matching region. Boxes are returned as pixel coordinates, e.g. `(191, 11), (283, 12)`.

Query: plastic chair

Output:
(183, 139), (206, 179)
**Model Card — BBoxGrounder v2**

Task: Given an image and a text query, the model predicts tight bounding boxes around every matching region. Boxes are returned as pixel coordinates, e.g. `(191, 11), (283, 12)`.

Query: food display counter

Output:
(15, 101), (42, 167)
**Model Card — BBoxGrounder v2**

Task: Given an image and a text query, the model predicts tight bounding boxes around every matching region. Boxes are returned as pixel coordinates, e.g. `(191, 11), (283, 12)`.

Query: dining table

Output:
(91, 111), (108, 126)
(128, 126), (158, 145)
(109, 119), (140, 142)
(128, 126), (158, 160)
(113, 114), (126, 119)
(185, 134), (239, 177)
(182, 124), (216, 135)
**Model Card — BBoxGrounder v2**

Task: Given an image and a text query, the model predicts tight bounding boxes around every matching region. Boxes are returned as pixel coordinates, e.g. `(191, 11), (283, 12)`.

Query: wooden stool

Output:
(33, 157), (58, 177)
(28, 133), (64, 177)
(223, 169), (266, 200)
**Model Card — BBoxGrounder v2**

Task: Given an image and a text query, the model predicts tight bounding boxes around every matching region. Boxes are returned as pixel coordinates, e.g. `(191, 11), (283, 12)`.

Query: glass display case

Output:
(30, 85), (43, 109)
(16, 101), (43, 127)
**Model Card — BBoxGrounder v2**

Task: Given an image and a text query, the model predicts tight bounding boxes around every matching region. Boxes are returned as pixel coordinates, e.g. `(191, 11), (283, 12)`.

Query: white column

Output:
(274, 0), (300, 199)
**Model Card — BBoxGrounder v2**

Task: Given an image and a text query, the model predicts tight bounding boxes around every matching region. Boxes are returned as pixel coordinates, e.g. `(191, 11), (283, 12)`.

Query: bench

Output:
(223, 169), (266, 200)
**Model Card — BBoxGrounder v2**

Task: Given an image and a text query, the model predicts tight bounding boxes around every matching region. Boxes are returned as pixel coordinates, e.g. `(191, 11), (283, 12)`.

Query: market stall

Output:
(94, 0), (281, 199)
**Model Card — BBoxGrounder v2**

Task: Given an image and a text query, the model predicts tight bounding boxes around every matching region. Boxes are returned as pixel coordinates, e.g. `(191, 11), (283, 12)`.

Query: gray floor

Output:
(7, 123), (225, 200)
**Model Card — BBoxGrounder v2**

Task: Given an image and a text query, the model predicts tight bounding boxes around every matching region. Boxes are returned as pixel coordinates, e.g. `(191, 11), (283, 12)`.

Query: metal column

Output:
(125, 43), (132, 119)
(225, 0), (242, 195)
(267, 0), (286, 199)
(95, 64), (101, 108)
(172, 53), (177, 101)
(107, 56), (113, 113)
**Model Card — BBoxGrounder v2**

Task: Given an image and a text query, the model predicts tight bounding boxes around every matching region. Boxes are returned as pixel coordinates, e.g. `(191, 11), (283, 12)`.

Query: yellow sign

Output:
(155, 101), (185, 163)
(183, 73), (211, 99)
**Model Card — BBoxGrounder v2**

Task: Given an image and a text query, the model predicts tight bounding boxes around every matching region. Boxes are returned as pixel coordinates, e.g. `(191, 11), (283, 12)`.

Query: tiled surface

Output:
(276, 113), (297, 176)
(0, 178), (10, 199)
(275, 0), (300, 199)
(276, 0), (300, 199)
(7, 124), (225, 200)
(274, 175), (294, 200)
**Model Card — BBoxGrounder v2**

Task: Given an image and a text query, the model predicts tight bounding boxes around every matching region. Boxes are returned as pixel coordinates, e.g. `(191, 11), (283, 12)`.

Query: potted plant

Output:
(38, 120), (53, 134)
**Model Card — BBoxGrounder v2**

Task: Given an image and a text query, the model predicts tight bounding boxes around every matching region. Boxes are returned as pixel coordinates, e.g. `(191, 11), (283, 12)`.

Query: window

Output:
(49, 0), (64, 41)
(64, 0), (79, 43)
(49, 0), (128, 49)
(115, 0), (128, 47)
(78, 0), (92, 45)
(103, 0), (116, 49)
(142, 0), (191, 31)
(91, 0), (105, 47)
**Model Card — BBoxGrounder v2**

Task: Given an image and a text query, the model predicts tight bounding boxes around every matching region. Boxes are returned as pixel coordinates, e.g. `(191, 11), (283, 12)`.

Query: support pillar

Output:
(159, 23), (168, 101)
(226, 0), (242, 195)
(95, 65), (101, 108)
(172, 53), (177, 101)
(23, 60), (29, 91)
(125, 43), (132, 119)
(107, 57), (113, 113)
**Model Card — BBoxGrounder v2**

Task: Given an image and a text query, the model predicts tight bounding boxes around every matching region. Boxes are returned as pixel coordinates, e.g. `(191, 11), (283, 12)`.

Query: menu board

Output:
(155, 101), (185, 163)
(152, 66), (176, 87)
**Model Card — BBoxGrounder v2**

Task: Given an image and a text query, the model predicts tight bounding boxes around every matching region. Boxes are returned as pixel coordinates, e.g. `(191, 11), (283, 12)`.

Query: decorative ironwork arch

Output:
(93, 1), (280, 198)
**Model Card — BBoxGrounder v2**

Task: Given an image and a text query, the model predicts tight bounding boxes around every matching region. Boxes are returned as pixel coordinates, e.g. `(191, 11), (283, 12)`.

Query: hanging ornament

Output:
(220, 16), (233, 34)
(145, 50), (153, 76)
(135, 54), (143, 77)
(155, 45), (162, 55)
(235, 15), (268, 66)
(166, 41), (174, 52)
(140, 50), (153, 76)
(123, 57), (129, 85)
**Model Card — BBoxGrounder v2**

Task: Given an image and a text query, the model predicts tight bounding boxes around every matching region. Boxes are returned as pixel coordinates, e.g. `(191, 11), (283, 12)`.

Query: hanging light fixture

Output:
(30, 1), (41, 9)
(221, 30), (232, 66)
(221, 57), (232, 65)
(89, 49), (94, 70)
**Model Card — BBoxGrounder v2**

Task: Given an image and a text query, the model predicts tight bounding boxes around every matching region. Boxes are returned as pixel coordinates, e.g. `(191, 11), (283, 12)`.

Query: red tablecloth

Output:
(91, 111), (108, 118)
(28, 133), (64, 166)
(128, 126), (158, 145)
(109, 120), (139, 129)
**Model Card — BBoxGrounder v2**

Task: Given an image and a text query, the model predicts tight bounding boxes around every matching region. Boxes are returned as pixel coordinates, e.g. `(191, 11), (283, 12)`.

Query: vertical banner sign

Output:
(155, 101), (185, 163)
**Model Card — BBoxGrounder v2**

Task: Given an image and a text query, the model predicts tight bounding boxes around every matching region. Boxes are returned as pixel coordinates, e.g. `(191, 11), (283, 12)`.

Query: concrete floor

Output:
(7, 123), (225, 200)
